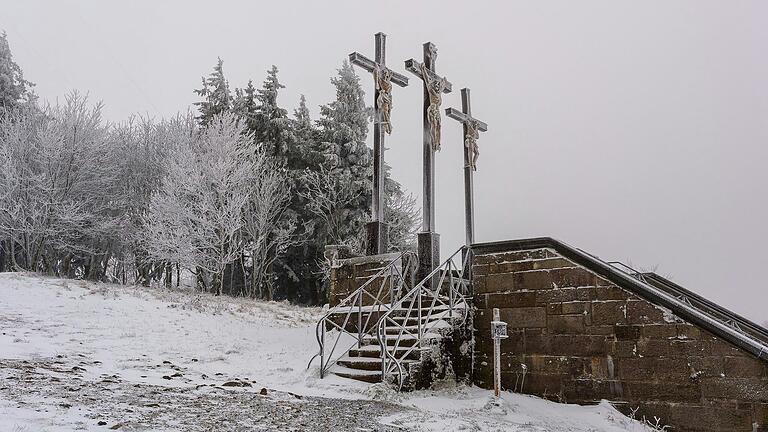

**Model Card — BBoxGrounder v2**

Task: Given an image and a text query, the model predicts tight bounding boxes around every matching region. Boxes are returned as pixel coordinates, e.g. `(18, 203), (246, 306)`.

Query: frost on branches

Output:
(142, 114), (294, 297)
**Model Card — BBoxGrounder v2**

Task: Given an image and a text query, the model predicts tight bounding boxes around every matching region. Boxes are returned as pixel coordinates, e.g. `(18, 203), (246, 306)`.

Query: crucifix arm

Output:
(445, 107), (488, 131)
(404, 59), (453, 93)
(349, 52), (409, 87)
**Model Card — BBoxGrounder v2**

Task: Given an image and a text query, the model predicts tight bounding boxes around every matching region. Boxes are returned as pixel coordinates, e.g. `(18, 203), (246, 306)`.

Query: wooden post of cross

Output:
(349, 32), (409, 256)
(404, 42), (453, 286)
(446, 88), (488, 247)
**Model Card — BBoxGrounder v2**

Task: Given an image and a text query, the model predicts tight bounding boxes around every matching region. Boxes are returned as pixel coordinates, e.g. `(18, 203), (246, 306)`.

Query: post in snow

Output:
(491, 307), (508, 398)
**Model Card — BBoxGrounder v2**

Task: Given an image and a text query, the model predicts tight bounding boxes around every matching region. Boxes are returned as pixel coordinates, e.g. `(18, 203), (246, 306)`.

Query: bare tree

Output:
(240, 148), (296, 299)
(299, 166), (363, 248)
(0, 93), (118, 277)
(143, 114), (252, 294)
(386, 190), (420, 252)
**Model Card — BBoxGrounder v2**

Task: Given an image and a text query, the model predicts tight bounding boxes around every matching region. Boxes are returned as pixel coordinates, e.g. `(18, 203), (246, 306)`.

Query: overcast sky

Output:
(3, 1), (767, 322)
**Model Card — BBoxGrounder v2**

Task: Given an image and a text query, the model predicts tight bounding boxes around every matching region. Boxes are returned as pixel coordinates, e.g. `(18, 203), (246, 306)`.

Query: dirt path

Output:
(0, 355), (406, 431)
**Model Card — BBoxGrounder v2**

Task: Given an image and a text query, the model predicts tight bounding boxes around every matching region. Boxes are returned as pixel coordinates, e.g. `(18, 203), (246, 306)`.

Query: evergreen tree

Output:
(274, 95), (325, 303)
(287, 95), (322, 170)
(316, 60), (373, 249)
(193, 58), (231, 127)
(0, 32), (35, 115)
(232, 79), (257, 131)
(253, 66), (289, 156)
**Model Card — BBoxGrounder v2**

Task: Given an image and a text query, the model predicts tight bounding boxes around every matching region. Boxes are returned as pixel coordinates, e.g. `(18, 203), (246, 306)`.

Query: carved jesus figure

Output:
(375, 67), (393, 134)
(465, 120), (480, 171)
(420, 63), (448, 151)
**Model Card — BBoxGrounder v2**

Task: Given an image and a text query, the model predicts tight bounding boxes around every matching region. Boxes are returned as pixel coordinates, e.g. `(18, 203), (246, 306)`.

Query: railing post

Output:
(389, 266), (395, 307)
(320, 320), (326, 378)
(448, 262), (455, 319)
(380, 323), (387, 379)
(357, 291), (363, 348)
(417, 288), (423, 347)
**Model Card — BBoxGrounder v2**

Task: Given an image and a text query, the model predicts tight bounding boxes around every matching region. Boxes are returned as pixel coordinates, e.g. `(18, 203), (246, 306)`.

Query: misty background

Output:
(3, 1), (766, 321)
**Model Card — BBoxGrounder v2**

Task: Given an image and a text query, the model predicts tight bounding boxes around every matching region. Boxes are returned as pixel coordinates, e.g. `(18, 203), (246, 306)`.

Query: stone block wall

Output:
(328, 252), (401, 307)
(471, 245), (768, 432)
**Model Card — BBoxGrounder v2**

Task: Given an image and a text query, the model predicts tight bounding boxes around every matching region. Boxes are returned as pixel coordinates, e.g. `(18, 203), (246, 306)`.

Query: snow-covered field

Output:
(0, 273), (654, 431)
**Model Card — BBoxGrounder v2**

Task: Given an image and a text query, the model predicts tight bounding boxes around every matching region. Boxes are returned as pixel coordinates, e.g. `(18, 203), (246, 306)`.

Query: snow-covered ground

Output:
(0, 273), (654, 431)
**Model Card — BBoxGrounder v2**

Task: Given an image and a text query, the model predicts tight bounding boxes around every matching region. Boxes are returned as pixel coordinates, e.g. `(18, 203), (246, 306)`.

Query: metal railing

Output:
(307, 251), (418, 378)
(608, 260), (768, 346)
(377, 246), (472, 390)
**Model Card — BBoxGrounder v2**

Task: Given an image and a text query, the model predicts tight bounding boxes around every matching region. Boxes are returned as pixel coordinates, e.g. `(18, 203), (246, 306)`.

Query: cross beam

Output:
(348, 32), (409, 256)
(404, 59), (453, 93)
(445, 88), (488, 246)
(445, 108), (488, 132)
(349, 52), (409, 87)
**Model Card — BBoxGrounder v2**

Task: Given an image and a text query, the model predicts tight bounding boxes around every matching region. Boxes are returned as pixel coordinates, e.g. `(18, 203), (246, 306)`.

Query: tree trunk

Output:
(0, 239), (7, 273)
(164, 262), (172, 288)
(10, 238), (20, 271)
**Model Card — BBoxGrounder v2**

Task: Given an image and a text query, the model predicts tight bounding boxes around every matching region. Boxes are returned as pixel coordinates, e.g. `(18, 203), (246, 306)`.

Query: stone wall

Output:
(471, 244), (768, 432)
(328, 252), (401, 307)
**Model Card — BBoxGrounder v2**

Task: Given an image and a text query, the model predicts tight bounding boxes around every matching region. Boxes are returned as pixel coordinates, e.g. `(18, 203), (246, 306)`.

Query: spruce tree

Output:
(275, 95), (325, 304)
(0, 32), (35, 115)
(232, 79), (257, 130)
(316, 60), (373, 248)
(253, 66), (289, 157)
(193, 58), (231, 127)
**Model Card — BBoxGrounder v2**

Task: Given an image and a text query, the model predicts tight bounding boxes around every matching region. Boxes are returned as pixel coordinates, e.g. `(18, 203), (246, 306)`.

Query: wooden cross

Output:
(446, 88), (488, 246)
(405, 42), (453, 283)
(349, 32), (409, 256)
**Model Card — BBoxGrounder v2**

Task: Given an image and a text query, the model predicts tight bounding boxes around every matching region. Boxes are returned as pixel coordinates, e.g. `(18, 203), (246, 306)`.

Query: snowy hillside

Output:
(0, 273), (655, 431)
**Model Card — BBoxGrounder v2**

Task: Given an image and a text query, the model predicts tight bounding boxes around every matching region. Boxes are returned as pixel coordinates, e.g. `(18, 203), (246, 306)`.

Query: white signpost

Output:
(491, 307), (508, 398)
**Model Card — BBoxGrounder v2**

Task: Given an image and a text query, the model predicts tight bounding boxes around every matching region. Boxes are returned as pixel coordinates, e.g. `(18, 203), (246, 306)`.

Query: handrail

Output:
(376, 246), (472, 390)
(307, 250), (418, 378)
(608, 260), (768, 345)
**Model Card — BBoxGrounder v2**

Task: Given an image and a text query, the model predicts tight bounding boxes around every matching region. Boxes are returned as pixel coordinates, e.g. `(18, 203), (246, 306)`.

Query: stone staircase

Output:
(331, 294), (465, 384)
(309, 247), (472, 390)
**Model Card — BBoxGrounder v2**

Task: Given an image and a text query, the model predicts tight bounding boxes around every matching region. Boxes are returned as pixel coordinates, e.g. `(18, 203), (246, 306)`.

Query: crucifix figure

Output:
(405, 42), (453, 283)
(349, 32), (409, 255)
(446, 88), (488, 246)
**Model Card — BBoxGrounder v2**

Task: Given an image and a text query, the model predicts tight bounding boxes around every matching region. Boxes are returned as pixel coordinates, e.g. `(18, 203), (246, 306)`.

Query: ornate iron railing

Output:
(377, 246), (472, 390)
(307, 251), (418, 378)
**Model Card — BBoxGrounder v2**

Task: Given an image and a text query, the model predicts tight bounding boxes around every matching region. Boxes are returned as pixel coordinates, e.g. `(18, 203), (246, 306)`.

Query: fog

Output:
(3, 0), (766, 321)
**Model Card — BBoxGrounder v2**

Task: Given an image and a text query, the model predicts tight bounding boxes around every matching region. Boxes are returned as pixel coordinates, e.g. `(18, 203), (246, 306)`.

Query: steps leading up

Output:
(317, 250), (472, 389)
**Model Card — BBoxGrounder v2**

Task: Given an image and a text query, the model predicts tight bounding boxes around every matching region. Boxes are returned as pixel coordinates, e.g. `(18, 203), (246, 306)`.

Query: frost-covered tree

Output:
(385, 181), (420, 251)
(193, 58), (231, 127)
(241, 150), (295, 300)
(252, 65), (289, 157)
(143, 114), (253, 294)
(315, 60), (373, 250)
(113, 114), (192, 286)
(232, 79), (257, 130)
(0, 32), (35, 115)
(0, 92), (119, 278)
(273, 95), (326, 303)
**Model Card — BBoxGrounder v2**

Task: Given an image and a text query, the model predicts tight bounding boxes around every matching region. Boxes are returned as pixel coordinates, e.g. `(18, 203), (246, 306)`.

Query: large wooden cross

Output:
(446, 88), (488, 246)
(405, 42), (453, 282)
(349, 32), (409, 256)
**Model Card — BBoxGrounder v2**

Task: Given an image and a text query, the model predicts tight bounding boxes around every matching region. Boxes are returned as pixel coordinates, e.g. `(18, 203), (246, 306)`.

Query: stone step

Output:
(385, 308), (468, 326)
(382, 319), (452, 335)
(330, 365), (382, 383)
(362, 332), (442, 347)
(336, 356), (418, 371)
(348, 345), (431, 360)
